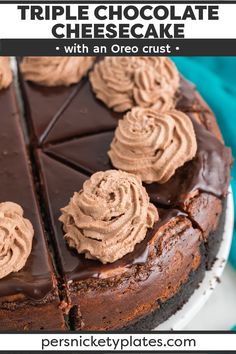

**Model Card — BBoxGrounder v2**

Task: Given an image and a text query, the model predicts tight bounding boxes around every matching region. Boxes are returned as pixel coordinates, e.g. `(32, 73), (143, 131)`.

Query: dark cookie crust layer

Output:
(125, 198), (226, 331)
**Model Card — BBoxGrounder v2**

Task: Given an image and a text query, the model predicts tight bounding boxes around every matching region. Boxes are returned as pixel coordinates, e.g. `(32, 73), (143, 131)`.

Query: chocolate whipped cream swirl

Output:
(60, 170), (158, 264)
(0, 57), (12, 90)
(20, 56), (95, 87)
(109, 108), (197, 184)
(89, 57), (179, 112)
(0, 202), (34, 279)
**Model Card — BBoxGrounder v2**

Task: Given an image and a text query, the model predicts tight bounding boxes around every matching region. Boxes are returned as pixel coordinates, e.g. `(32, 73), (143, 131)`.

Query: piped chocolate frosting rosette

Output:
(20, 56), (95, 86)
(60, 170), (158, 264)
(108, 108), (197, 184)
(0, 202), (34, 279)
(89, 57), (180, 112)
(0, 57), (12, 90)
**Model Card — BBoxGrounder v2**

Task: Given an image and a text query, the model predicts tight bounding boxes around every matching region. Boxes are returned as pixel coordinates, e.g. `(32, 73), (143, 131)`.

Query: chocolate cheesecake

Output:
(0, 56), (231, 331)
(0, 67), (65, 330)
(15, 56), (232, 331)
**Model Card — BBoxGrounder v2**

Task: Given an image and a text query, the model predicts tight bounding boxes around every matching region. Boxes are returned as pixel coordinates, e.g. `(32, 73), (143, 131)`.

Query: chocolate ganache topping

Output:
(109, 108), (197, 184)
(60, 170), (158, 264)
(0, 202), (34, 279)
(89, 57), (179, 112)
(20, 56), (95, 87)
(0, 57), (12, 90)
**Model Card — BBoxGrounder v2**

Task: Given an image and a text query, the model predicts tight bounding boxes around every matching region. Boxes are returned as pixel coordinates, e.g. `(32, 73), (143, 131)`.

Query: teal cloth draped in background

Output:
(172, 57), (236, 268)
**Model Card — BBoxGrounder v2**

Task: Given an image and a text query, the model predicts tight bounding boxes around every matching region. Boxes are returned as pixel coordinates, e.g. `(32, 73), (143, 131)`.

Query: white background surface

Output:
(186, 264), (236, 330)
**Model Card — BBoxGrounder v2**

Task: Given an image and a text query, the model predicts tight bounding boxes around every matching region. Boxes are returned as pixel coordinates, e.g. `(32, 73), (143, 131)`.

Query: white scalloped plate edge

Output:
(157, 186), (234, 330)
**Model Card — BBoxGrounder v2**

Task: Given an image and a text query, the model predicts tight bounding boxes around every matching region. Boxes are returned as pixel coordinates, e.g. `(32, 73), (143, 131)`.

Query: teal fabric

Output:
(172, 57), (236, 269)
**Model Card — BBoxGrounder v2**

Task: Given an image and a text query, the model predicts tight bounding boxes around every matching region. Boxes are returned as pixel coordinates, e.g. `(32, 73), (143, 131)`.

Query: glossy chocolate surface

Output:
(37, 150), (187, 281)
(20, 78), (120, 146)
(0, 85), (54, 300)
(37, 113), (231, 283)
(19, 67), (205, 147)
(19, 65), (231, 285)
(45, 113), (231, 207)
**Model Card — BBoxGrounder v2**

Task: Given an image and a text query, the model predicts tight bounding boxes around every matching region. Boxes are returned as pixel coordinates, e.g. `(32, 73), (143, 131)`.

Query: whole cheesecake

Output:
(2, 56), (231, 330)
